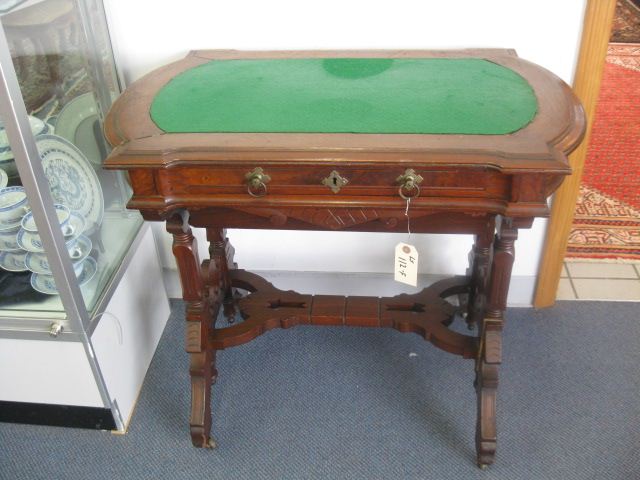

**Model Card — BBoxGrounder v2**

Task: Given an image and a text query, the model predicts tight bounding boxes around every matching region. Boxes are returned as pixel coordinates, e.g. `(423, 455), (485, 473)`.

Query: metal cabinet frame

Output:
(0, 1), (155, 431)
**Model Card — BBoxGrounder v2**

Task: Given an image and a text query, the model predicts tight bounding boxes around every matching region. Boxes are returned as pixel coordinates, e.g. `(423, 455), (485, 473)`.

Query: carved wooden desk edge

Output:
(104, 49), (585, 469)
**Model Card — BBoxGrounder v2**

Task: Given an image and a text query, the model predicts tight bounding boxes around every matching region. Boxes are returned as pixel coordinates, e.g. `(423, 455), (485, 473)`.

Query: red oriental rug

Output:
(567, 43), (640, 260)
(567, 185), (640, 260)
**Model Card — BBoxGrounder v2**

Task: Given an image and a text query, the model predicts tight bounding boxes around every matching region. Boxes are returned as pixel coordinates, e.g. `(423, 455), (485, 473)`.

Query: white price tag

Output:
(394, 242), (418, 287)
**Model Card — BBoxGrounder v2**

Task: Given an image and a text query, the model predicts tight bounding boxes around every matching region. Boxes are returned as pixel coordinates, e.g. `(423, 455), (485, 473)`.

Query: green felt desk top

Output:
(150, 58), (538, 135)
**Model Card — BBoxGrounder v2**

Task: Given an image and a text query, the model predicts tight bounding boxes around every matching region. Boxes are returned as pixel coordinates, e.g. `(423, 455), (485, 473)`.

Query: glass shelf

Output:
(0, 0), (142, 324)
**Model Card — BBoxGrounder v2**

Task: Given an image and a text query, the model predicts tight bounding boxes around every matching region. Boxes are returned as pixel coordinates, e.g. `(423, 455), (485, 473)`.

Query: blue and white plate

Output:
(36, 135), (104, 235)
(24, 234), (92, 274)
(31, 256), (97, 295)
(0, 167), (7, 188)
(0, 250), (28, 272)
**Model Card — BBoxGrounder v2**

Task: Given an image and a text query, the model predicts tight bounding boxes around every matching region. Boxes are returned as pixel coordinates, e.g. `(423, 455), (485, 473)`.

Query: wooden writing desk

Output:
(104, 50), (585, 468)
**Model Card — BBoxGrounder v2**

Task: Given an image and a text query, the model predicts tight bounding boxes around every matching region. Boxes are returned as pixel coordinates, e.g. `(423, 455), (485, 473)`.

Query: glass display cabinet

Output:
(0, 0), (169, 431)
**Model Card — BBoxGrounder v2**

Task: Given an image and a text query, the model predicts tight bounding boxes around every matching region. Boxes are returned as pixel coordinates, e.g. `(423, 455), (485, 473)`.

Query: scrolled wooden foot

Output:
(474, 359), (498, 468)
(191, 432), (217, 449)
(189, 349), (216, 448)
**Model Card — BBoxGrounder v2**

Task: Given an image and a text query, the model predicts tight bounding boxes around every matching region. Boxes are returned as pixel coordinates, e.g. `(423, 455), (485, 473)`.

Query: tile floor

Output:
(557, 261), (640, 301)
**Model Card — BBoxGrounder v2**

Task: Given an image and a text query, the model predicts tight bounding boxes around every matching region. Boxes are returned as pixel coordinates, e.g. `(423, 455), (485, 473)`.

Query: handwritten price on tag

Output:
(394, 243), (418, 287)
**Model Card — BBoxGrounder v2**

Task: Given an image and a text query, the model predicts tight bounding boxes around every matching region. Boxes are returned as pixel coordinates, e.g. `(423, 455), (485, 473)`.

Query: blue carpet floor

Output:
(1, 300), (639, 479)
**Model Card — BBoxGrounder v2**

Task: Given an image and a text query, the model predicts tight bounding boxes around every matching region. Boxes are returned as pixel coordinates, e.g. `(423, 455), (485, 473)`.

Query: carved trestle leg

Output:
(466, 218), (495, 330)
(167, 212), (218, 448)
(206, 228), (237, 322)
(475, 217), (517, 469)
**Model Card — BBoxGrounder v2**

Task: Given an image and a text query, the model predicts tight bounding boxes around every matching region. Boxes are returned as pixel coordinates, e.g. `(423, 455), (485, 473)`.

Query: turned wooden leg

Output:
(475, 217), (517, 468)
(207, 228), (237, 322)
(167, 211), (219, 448)
(466, 218), (495, 330)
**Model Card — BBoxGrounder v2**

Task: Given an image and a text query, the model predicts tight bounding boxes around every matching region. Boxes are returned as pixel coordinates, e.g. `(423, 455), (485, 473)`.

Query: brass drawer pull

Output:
(396, 168), (423, 200)
(245, 167), (271, 198)
(322, 170), (348, 193)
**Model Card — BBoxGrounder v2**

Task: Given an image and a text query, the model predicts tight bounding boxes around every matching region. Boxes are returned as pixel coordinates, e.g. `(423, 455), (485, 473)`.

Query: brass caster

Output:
(477, 463), (488, 470)
(206, 437), (218, 449)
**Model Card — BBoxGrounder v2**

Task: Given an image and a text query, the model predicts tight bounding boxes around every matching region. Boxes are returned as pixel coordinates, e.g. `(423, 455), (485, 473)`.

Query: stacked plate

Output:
(0, 187), (97, 295)
(0, 115), (53, 178)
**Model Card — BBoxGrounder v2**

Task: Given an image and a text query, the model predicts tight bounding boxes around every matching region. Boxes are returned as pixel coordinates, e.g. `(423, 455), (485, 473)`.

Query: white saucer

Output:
(31, 256), (97, 295)
(16, 220), (82, 253)
(24, 234), (92, 274)
(0, 226), (20, 251)
(0, 250), (28, 272)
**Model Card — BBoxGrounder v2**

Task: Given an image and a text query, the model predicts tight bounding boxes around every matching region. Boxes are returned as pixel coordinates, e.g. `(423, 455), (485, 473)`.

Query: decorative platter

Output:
(55, 93), (102, 166)
(36, 135), (104, 235)
(0, 120), (54, 178)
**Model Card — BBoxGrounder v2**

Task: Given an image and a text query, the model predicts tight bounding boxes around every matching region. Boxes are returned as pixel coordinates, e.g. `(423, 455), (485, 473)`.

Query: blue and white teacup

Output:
(0, 187), (28, 229)
(21, 204), (72, 235)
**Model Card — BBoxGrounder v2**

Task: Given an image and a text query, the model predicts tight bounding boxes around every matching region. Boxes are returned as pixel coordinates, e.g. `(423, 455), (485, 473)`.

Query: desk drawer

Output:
(156, 165), (510, 200)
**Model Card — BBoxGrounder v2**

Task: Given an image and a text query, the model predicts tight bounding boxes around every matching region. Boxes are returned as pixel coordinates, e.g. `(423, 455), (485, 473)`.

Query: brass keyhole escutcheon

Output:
(322, 170), (348, 193)
(245, 167), (271, 198)
(396, 168), (423, 199)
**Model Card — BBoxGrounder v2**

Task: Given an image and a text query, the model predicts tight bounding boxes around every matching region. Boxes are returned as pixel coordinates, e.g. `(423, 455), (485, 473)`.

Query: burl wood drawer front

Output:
(155, 166), (510, 199)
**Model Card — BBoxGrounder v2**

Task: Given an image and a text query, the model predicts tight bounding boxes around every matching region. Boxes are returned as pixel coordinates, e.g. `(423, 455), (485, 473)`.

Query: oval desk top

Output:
(105, 49), (585, 175)
(149, 58), (537, 135)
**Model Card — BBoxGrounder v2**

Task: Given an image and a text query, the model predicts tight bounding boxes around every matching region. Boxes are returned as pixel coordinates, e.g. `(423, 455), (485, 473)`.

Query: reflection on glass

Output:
(0, 0), (142, 317)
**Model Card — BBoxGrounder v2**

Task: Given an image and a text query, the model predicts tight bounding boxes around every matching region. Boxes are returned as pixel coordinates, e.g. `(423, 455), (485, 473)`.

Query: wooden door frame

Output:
(534, 0), (617, 308)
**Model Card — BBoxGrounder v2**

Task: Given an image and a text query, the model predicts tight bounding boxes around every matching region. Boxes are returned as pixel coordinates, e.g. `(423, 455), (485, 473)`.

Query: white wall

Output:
(103, 0), (586, 301)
